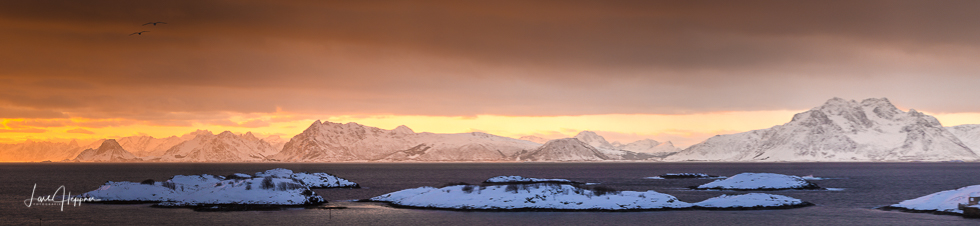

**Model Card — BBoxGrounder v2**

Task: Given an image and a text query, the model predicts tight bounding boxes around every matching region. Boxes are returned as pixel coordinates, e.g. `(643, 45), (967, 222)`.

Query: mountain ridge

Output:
(666, 97), (977, 162)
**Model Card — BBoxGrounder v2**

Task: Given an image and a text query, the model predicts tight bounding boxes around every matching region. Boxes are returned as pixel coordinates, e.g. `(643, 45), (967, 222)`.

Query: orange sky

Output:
(2, 1), (980, 147)
(4, 110), (980, 148)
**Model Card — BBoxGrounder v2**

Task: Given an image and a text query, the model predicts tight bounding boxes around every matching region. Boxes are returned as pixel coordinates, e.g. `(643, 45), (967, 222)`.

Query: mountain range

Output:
(666, 98), (978, 161)
(2, 97), (979, 162)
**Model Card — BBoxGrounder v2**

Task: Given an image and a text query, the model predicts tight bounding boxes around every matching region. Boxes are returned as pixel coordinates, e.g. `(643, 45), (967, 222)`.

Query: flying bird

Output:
(142, 22), (167, 26)
(129, 31), (150, 36)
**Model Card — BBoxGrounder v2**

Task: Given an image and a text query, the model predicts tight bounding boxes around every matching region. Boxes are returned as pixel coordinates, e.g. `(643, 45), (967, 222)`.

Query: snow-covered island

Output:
(483, 176), (580, 184)
(647, 173), (725, 179)
(255, 168), (359, 188)
(693, 193), (812, 210)
(369, 176), (812, 211)
(883, 185), (980, 217)
(370, 183), (691, 210)
(79, 168), (358, 210)
(692, 173), (821, 190)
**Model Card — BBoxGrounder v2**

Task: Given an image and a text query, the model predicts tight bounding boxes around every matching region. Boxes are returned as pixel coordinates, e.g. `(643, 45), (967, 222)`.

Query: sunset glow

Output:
(3, 1), (980, 153)
(4, 109), (980, 149)
(0, 111), (804, 147)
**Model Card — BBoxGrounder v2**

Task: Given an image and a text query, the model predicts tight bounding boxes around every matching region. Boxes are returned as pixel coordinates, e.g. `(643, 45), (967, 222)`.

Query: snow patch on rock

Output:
(255, 168), (359, 188)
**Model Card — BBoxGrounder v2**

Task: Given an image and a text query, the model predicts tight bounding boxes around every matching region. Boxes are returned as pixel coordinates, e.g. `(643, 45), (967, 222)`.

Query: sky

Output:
(2, 0), (980, 147)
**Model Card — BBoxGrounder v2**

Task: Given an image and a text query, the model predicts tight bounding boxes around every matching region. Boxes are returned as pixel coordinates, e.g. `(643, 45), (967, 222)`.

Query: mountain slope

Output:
(574, 131), (617, 150)
(117, 134), (195, 158)
(158, 131), (278, 162)
(516, 138), (609, 161)
(74, 139), (139, 162)
(519, 136), (549, 144)
(0, 140), (82, 162)
(270, 121), (540, 162)
(666, 98), (977, 162)
(572, 131), (673, 160)
(262, 135), (288, 151)
(615, 139), (680, 156)
(948, 124), (980, 155)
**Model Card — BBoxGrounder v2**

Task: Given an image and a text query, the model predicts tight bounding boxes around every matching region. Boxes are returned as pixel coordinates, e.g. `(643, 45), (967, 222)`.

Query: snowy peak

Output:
(393, 125), (414, 134)
(217, 130), (237, 139)
(98, 139), (125, 150)
(306, 120), (324, 133)
(160, 131), (277, 162)
(74, 139), (139, 162)
(861, 98), (901, 117)
(272, 120), (400, 161)
(242, 131), (261, 142)
(517, 138), (609, 161)
(573, 131), (615, 150)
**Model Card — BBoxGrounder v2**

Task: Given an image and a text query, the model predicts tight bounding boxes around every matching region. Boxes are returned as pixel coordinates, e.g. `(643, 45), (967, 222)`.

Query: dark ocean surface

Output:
(3, 162), (980, 225)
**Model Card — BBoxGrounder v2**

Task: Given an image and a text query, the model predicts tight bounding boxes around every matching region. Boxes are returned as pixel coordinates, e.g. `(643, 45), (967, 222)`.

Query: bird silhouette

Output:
(129, 31), (150, 36)
(142, 22), (167, 26)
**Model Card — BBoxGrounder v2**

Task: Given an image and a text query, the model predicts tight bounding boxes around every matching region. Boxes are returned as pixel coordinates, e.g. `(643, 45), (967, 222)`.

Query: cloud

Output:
(237, 119), (270, 128)
(0, 128), (46, 133)
(66, 128), (95, 134)
(0, 0), (979, 121)
(3, 119), (68, 128)
(0, 106), (67, 119)
(204, 119), (270, 128)
(74, 119), (139, 128)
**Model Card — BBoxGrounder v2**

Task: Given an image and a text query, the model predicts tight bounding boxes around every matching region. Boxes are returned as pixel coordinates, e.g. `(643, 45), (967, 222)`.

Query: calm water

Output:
(3, 162), (980, 225)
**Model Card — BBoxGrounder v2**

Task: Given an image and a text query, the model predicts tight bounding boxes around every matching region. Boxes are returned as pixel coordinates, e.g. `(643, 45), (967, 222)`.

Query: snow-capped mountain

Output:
(117, 135), (193, 158)
(270, 121), (540, 162)
(948, 124), (980, 154)
(519, 136), (550, 144)
(261, 135), (288, 151)
(573, 131), (617, 150)
(0, 140), (83, 162)
(571, 131), (671, 160)
(74, 139), (139, 162)
(513, 138), (608, 161)
(158, 131), (279, 162)
(615, 139), (680, 156)
(666, 98), (978, 162)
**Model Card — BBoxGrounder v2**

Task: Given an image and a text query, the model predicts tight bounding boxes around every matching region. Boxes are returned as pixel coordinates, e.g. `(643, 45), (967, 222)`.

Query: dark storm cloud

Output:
(2, 0), (980, 119)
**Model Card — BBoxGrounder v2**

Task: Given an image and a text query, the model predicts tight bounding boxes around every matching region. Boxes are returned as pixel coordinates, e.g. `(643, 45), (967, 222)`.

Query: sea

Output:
(3, 162), (980, 225)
